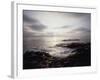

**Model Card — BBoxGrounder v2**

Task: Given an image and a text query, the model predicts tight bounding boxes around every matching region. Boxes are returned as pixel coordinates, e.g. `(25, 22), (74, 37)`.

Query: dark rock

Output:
(23, 43), (91, 69)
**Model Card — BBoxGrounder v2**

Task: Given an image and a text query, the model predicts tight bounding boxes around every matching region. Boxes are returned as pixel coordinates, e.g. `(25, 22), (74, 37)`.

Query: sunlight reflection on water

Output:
(23, 36), (85, 58)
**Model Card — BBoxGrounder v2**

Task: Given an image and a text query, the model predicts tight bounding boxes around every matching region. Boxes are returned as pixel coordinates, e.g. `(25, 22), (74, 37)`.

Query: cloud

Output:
(59, 25), (73, 29)
(72, 27), (90, 33)
(23, 14), (37, 23)
(29, 23), (46, 31)
(23, 12), (46, 32)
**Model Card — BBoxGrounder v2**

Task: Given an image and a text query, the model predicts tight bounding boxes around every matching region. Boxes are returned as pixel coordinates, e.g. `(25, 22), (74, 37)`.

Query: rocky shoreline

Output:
(23, 42), (91, 69)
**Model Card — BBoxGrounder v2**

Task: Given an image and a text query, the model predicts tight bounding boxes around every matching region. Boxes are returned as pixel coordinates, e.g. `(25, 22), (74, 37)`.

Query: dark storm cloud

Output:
(23, 14), (37, 23)
(29, 24), (46, 31)
(23, 11), (46, 32)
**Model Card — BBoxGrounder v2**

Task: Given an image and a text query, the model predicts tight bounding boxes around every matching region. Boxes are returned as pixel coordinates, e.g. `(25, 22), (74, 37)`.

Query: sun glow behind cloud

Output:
(23, 10), (91, 40)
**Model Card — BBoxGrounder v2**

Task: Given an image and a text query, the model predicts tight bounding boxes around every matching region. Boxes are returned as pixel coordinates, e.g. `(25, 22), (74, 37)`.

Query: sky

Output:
(23, 10), (91, 41)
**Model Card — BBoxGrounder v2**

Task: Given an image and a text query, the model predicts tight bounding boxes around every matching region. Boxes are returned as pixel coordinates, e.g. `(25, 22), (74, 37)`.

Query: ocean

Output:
(23, 36), (89, 58)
